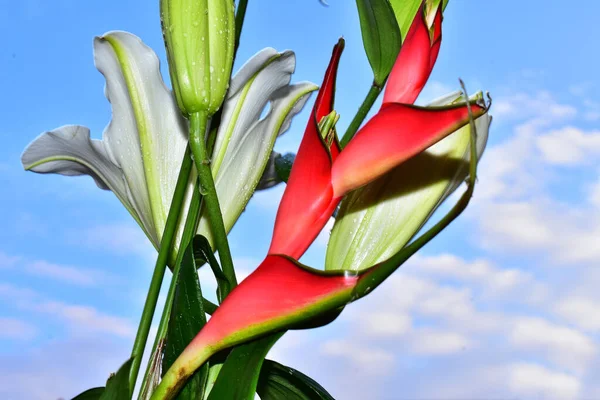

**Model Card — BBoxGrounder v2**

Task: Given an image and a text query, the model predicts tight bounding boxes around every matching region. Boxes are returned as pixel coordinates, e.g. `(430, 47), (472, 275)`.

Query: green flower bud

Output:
(161, 0), (235, 116)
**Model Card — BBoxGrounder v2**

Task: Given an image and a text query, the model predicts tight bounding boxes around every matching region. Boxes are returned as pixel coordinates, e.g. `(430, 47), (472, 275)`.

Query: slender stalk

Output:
(339, 82), (382, 147)
(129, 148), (193, 394)
(234, 0), (248, 56)
(189, 111), (238, 292)
(138, 182), (203, 399)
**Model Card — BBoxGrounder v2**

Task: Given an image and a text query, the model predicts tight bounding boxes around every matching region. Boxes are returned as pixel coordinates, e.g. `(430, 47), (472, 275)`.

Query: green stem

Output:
(138, 181), (203, 399)
(202, 298), (218, 315)
(189, 111), (238, 292)
(339, 82), (383, 148)
(129, 148), (193, 395)
(234, 0), (248, 57)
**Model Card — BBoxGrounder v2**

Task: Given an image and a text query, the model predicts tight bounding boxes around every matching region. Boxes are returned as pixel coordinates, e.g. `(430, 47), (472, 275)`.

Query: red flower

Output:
(154, 29), (488, 399)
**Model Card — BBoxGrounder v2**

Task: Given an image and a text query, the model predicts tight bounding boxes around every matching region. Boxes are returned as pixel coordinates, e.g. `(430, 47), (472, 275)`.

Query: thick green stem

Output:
(129, 148), (193, 395)
(339, 82), (383, 148)
(138, 182), (203, 399)
(189, 111), (238, 292)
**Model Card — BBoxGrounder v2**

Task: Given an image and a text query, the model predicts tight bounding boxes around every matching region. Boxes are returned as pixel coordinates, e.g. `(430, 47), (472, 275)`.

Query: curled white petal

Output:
(326, 91), (492, 271)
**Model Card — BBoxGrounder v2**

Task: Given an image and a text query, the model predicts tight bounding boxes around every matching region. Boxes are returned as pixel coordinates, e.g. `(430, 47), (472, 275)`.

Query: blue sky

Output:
(1, 0), (600, 399)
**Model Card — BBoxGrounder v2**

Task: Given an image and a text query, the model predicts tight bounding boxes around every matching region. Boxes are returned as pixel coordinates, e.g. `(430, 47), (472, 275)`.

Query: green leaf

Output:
(388, 0), (422, 41)
(163, 239), (209, 399)
(192, 235), (230, 303)
(257, 360), (335, 400)
(99, 359), (132, 400)
(355, 0), (402, 86)
(206, 333), (284, 400)
(274, 152), (295, 183)
(71, 387), (105, 400)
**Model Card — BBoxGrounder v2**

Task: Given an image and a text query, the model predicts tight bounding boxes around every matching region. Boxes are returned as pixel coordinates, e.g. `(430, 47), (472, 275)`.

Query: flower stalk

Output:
(340, 82), (383, 147)
(128, 148), (193, 394)
(138, 180), (203, 399)
(189, 112), (238, 293)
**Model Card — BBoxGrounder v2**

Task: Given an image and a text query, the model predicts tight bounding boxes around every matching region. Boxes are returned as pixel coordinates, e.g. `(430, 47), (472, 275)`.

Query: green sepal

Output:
(206, 333), (284, 400)
(99, 359), (133, 400)
(274, 153), (296, 183)
(257, 360), (336, 400)
(162, 238), (209, 399)
(355, 0), (402, 86)
(192, 235), (230, 303)
(388, 0), (422, 41)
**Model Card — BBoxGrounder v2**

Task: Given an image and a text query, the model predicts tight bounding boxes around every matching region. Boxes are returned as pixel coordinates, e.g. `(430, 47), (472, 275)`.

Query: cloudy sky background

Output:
(1, 0), (600, 399)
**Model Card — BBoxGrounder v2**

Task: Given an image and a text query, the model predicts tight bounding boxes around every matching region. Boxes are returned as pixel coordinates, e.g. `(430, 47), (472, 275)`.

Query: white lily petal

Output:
(212, 50), (295, 174)
(23, 31), (188, 251)
(94, 31), (189, 247)
(197, 49), (317, 245)
(21, 125), (148, 228)
(325, 91), (492, 271)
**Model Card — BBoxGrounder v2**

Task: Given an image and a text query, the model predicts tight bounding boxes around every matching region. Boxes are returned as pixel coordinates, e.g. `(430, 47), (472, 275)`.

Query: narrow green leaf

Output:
(99, 359), (132, 400)
(193, 234), (230, 303)
(355, 0), (402, 86)
(257, 360), (335, 400)
(162, 240), (209, 399)
(206, 333), (284, 400)
(388, 0), (422, 41)
(71, 387), (104, 400)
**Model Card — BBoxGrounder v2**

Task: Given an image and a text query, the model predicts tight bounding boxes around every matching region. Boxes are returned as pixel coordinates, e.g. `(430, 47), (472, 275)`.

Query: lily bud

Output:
(160, 0), (235, 116)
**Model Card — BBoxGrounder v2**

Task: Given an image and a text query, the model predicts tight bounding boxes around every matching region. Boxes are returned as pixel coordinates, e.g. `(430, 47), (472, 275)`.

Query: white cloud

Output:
(0, 283), (134, 338)
(508, 363), (581, 400)
(0, 335), (129, 400)
(417, 81), (454, 105)
(35, 301), (135, 338)
(0, 318), (37, 340)
(320, 339), (394, 374)
(410, 329), (471, 355)
(75, 223), (155, 259)
(24, 260), (105, 286)
(477, 198), (600, 264)
(510, 317), (596, 373)
(409, 253), (534, 296)
(357, 311), (411, 338)
(493, 91), (577, 122)
(554, 297), (600, 333)
(537, 126), (600, 165)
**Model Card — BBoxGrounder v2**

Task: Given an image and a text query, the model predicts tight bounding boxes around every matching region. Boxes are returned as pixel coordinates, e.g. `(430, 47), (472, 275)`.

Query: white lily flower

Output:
(22, 31), (317, 261)
(325, 91), (492, 271)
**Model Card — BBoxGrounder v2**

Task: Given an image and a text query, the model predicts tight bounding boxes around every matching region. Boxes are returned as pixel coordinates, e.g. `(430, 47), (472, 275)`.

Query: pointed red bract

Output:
(331, 103), (485, 197)
(269, 40), (344, 259)
(184, 255), (357, 350)
(429, 6), (442, 71)
(382, 4), (442, 105)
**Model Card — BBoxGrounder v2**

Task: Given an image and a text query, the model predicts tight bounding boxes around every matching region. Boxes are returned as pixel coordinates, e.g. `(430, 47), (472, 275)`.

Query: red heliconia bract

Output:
(382, 2), (443, 105)
(270, 26), (482, 258)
